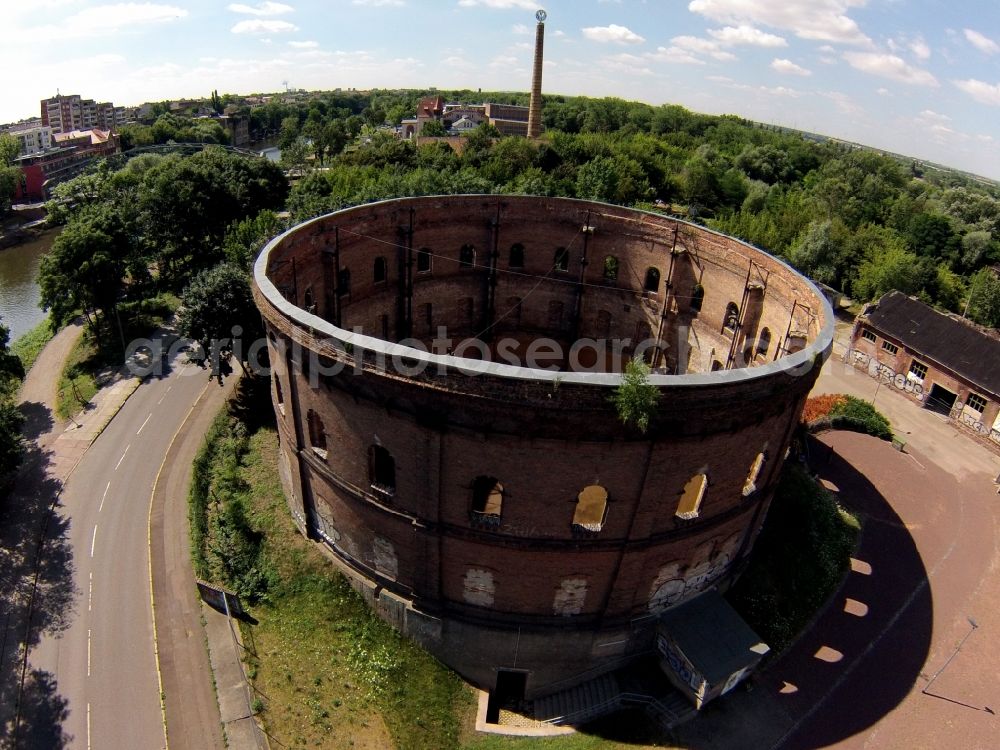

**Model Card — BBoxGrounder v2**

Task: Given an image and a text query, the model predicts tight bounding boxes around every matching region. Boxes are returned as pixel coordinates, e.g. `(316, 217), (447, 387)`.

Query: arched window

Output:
(274, 376), (284, 412)
(644, 267), (660, 294)
(711, 360), (723, 372)
(554, 247), (569, 272)
(724, 301), (739, 331)
(691, 284), (705, 313)
(369, 445), (396, 496)
(676, 474), (707, 520)
(756, 328), (771, 358)
(472, 476), (504, 518)
(307, 409), (327, 458)
(603, 256), (619, 282)
(373, 256), (387, 284)
(303, 287), (315, 311)
(509, 243), (525, 268)
(459, 244), (475, 268)
(743, 453), (766, 496)
(337, 268), (351, 296)
(573, 485), (608, 532)
(417, 247), (431, 273)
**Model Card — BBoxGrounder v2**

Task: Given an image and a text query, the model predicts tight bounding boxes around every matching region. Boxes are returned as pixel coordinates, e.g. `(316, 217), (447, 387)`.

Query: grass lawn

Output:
(11, 316), (55, 375)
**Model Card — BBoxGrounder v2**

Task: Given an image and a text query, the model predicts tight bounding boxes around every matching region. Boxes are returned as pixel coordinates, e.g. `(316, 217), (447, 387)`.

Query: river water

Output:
(0, 228), (57, 342)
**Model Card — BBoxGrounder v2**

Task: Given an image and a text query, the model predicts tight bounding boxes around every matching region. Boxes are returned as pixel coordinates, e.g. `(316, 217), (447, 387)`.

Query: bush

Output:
(829, 395), (892, 440)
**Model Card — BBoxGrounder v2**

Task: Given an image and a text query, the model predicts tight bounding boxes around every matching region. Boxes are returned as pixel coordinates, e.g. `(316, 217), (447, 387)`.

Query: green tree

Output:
(0, 133), (21, 212)
(612, 358), (660, 433)
(223, 210), (285, 269)
(966, 269), (1000, 328)
(787, 219), (849, 287)
(419, 120), (447, 137)
(38, 205), (131, 340)
(278, 115), (300, 151)
(0, 318), (25, 392)
(178, 263), (263, 377)
(853, 245), (922, 302)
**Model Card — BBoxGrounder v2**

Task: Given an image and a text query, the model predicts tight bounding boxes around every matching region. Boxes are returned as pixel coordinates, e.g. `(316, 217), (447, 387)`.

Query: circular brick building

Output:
(252, 195), (833, 699)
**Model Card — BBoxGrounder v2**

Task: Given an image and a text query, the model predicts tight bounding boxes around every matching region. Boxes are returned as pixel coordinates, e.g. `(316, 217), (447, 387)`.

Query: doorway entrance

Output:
(925, 383), (957, 416)
(486, 670), (529, 723)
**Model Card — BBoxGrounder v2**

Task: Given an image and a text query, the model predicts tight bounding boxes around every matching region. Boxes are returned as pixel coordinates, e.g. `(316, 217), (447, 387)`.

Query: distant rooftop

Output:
(862, 290), (1000, 397)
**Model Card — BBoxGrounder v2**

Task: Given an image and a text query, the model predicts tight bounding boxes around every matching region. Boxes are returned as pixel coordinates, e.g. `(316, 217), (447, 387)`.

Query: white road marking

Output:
(90, 525), (98, 558)
(136, 413), (152, 435)
(87, 702), (91, 749)
(88, 572), (93, 612)
(87, 629), (92, 677)
(115, 444), (130, 471)
(157, 385), (173, 404)
(99, 481), (110, 513)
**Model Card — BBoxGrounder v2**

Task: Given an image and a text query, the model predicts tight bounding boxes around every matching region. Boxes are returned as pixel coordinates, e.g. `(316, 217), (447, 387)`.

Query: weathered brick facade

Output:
(253, 196), (833, 698)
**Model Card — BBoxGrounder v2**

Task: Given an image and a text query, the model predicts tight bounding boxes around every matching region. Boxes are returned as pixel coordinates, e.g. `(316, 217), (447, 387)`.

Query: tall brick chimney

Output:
(527, 9), (546, 139)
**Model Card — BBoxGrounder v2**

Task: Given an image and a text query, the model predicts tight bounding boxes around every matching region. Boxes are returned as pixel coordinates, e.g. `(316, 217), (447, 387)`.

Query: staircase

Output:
(532, 664), (696, 729)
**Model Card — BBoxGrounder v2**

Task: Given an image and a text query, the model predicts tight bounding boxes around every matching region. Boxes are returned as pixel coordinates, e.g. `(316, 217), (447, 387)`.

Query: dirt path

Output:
(16, 320), (84, 445)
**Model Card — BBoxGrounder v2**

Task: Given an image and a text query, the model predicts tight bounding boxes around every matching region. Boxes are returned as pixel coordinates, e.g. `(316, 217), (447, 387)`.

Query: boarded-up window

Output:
(676, 474), (707, 519)
(373, 256), (387, 283)
(509, 243), (525, 268)
(743, 453), (765, 496)
(459, 244), (475, 268)
(573, 485), (608, 532)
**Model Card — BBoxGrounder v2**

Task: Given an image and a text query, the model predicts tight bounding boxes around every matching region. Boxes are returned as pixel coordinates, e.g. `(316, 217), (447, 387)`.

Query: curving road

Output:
(25, 339), (212, 749)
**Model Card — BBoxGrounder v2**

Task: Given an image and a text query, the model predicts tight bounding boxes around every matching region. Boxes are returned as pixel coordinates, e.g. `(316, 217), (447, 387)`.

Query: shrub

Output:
(829, 395), (892, 440)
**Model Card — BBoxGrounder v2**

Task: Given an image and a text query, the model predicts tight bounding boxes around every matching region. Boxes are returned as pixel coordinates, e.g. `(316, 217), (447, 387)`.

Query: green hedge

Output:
(829, 395), (893, 440)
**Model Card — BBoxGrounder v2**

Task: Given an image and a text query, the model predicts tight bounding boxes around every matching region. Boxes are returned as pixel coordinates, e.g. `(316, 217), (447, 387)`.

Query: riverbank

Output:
(0, 224), (57, 342)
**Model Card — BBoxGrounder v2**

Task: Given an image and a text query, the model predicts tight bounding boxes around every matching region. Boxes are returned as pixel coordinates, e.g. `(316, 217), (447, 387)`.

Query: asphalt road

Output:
(27, 344), (212, 749)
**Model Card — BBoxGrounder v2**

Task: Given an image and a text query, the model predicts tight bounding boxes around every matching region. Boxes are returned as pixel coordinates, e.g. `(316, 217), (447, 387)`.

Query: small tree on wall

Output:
(612, 358), (660, 433)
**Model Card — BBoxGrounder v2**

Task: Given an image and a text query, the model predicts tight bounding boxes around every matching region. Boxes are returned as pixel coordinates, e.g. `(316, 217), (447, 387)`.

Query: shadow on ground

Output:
(0, 442), (76, 748)
(668, 434), (932, 749)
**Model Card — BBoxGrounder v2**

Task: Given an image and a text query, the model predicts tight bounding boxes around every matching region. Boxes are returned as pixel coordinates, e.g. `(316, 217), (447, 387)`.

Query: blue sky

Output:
(5, 1), (1000, 179)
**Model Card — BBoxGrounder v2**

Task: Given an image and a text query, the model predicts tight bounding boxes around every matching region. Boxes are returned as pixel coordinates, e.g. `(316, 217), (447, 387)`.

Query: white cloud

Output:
(707, 25), (787, 47)
(918, 109), (951, 123)
(671, 35), (735, 60)
(352, 0), (405, 6)
(227, 1), (293, 14)
(645, 46), (704, 65)
(512, 23), (530, 34)
(232, 19), (298, 34)
(876, 87), (889, 95)
(909, 36), (930, 60)
(771, 58), (811, 76)
(22, 3), (189, 40)
(843, 51), (938, 86)
(288, 40), (318, 48)
(490, 54), (519, 68)
(822, 90), (861, 115)
(601, 54), (653, 76)
(688, 0), (871, 46)
(457, 0), (538, 8)
(582, 24), (645, 44)
(955, 79), (1000, 106)
(964, 29), (999, 55)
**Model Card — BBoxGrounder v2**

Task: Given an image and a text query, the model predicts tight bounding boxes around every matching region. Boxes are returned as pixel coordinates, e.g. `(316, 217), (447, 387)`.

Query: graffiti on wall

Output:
(847, 349), (924, 399)
(647, 534), (742, 614)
